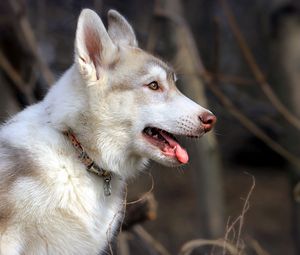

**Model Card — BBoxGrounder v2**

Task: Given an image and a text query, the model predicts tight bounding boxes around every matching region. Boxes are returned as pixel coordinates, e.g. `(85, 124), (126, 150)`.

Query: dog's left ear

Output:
(107, 10), (138, 47)
(75, 9), (118, 82)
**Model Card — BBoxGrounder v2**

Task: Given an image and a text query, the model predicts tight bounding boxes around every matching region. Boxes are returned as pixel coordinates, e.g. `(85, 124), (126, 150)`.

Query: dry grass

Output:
(178, 173), (269, 255)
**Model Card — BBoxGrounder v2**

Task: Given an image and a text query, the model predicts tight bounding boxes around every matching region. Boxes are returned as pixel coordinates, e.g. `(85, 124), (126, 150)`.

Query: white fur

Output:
(0, 9), (214, 255)
(145, 66), (167, 81)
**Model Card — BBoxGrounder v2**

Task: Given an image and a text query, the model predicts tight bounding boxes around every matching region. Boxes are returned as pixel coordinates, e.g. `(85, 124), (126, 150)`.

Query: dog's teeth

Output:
(145, 128), (153, 135)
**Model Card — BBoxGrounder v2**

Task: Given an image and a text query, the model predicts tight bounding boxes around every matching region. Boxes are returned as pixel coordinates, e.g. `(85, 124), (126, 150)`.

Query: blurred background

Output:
(1, 0), (300, 254)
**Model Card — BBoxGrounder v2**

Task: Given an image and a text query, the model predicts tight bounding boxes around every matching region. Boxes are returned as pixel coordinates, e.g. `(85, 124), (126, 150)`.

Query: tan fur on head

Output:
(107, 10), (138, 47)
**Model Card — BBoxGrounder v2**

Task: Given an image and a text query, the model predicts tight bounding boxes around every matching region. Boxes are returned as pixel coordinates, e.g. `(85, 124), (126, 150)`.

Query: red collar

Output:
(64, 130), (112, 196)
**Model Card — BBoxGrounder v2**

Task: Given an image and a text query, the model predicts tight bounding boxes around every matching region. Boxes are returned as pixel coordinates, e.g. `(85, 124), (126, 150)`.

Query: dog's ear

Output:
(75, 9), (117, 81)
(107, 10), (138, 47)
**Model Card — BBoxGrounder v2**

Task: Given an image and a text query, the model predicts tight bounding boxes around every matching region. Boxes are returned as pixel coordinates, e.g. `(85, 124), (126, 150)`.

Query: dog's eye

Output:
(148, 81), (159, 90)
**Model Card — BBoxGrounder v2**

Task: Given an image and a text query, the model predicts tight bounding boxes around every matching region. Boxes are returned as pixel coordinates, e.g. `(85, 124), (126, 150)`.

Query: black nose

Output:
(199, 112), (217, 132)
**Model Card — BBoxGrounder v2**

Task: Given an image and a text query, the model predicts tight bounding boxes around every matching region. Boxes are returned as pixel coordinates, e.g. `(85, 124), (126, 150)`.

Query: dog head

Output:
(74, 9), (216, 174)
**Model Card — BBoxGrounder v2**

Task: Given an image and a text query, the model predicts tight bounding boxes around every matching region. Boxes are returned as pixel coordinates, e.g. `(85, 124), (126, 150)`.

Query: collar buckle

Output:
(103, 175), (112, 196)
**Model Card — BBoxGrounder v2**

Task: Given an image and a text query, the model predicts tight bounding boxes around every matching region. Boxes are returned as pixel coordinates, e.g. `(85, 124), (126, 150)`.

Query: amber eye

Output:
(148, 81), (159, 90)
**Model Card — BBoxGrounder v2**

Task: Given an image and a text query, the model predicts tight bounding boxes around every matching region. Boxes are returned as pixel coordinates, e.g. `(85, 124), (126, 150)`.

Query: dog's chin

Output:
(137, 138), (189, 168)
(151, 154), (184, 167)
(137, 145), (185, 167)
(140, 127), (192, 166)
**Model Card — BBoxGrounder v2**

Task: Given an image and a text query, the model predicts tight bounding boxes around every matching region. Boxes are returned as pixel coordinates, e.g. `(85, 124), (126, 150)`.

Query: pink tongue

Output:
(160, 132), (189, 164)
(175, 145), (189, 164)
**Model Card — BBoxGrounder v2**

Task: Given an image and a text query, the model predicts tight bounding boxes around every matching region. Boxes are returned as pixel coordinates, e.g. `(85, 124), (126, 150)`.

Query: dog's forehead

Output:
(148, 65), (167, 80)
(145, 59), (176, 81)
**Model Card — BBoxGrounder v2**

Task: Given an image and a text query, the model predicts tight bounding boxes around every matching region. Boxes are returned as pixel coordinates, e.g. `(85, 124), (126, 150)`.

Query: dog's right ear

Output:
(107, 10), (138, 47)
(75, 9), (117, 82)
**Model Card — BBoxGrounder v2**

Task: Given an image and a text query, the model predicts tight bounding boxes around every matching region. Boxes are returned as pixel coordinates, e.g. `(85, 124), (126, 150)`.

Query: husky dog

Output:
(0, 9), (216, 255)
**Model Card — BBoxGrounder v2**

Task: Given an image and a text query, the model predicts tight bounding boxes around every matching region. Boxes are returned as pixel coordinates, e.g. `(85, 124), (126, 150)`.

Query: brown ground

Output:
(127, 163), (295, 255)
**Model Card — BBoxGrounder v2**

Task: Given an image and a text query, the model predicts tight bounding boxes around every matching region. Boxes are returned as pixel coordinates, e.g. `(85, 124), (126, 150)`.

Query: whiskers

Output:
(212, 129), (223, 137)
(176, 165), (186, 174)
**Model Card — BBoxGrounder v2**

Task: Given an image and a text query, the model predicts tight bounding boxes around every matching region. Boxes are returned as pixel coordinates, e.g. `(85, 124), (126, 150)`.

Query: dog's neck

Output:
(64, 129), (113, 196)
(43, 66), (148, 180)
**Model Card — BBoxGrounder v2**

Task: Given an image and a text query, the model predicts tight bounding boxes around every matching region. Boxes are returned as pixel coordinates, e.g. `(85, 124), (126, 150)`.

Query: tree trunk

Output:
(149, 0), (225, 238)
(270, 6), (300, 254)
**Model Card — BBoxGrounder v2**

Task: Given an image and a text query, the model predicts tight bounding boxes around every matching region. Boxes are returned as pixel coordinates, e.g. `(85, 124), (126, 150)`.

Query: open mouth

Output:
(142, 127), (189, 164)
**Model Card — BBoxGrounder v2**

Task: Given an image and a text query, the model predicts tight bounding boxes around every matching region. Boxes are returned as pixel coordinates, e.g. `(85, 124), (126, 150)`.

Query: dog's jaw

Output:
(142, 127), (189, 164)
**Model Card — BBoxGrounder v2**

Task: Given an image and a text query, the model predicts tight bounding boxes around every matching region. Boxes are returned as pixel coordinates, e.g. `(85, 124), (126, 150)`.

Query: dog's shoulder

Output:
(0, 138), (42, 231)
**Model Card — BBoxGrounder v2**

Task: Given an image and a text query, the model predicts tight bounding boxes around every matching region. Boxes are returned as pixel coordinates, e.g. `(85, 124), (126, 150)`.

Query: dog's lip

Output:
(142, 126), (189, 164)
(143, 126), (204, 139)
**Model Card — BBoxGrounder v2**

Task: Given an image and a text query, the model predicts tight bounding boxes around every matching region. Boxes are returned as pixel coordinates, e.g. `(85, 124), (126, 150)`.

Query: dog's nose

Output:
(199, 112), (217, 132)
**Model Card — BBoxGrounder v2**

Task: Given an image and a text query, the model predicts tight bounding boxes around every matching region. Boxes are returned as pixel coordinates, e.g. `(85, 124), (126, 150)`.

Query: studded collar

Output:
(64, 130), (112, 196)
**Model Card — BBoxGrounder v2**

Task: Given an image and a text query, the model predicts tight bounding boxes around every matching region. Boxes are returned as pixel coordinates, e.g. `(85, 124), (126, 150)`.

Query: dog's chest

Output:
(38, 158), (124, 254)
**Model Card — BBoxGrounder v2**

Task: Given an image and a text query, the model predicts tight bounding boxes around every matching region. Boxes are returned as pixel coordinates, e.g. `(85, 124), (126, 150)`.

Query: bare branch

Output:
(117, 233), (131, 255)
(236, 174), (255, 254)
(247, 237), (271, 255)
(122, 193), (157, 231)
(205, 71), (256, 86)
(179, 239), (240, 255)
(133, 225), (171, 255)
(0, 49), (35, 104)
(8, 0), (55, 86)
(220, 0), (300, 130)
(203, 76), (300, 169)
